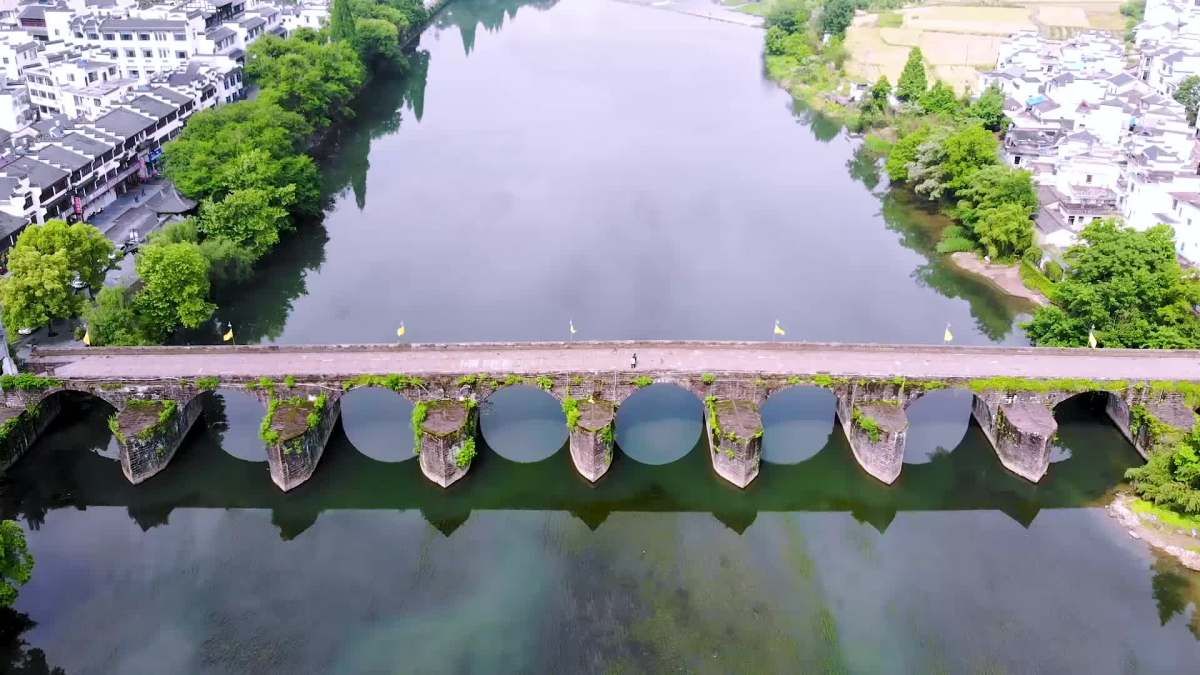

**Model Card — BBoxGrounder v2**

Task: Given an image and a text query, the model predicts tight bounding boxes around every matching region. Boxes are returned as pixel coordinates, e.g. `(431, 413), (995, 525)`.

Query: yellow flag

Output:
(396, 322), (406, 337)
(82, 328), (91, 346)
(943, 324), (953, 343)
(1088, 327), (1097, 349)
(569, 320), (576, 335)
(774, 320), (786, 336)
(223, 327), (234, 342)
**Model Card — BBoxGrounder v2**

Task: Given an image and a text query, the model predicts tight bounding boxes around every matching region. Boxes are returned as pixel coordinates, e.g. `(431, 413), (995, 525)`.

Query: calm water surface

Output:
(3, 1), (1200, 672)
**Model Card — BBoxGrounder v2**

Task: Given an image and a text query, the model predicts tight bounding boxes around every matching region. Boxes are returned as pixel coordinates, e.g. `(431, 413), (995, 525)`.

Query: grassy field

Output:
(844, 0), (1126, 93)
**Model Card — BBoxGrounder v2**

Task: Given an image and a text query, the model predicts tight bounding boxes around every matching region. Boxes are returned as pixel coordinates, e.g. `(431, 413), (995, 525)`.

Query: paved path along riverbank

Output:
(28, 341), (1200, 382)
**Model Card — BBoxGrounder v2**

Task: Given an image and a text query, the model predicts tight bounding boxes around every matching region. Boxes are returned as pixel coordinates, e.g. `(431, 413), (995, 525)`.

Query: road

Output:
(26, 341), (1200, 382)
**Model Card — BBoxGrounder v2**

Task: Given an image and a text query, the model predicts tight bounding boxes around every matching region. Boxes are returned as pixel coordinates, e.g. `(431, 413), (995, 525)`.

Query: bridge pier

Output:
(568, 399), (616, 483)
(263, 391), (341, 492)
(0, 397), (61, 472)
(1106, 394), (1195, 458)
(971, 394), (1058, 482)
(836, 396), (908, 485)
(112, 395), (204, 484)
(704, 398), (762, 488)
(417, 399), (478, 488)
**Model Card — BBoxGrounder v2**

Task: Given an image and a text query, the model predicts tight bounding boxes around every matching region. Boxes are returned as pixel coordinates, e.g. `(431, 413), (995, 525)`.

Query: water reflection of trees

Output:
(0, 609), (64, 675)
(0, 395), (1148, 541)
(878, 191), (1029, 341)
(436, 0), (560, 56)
(1151, 553), (1200, 639)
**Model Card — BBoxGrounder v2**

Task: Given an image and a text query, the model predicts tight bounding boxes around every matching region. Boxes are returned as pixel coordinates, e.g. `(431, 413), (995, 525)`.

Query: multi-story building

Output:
(983, 28), (1200, 262)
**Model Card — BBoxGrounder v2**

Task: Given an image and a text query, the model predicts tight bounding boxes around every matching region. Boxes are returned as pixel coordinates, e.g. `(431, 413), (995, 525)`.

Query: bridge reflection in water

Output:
(0, 392), (1140, 541)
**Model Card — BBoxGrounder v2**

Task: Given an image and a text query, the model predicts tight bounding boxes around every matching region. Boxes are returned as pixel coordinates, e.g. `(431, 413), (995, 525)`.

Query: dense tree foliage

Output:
(199, 186), (295, 261)
(919, 80), (957, 115)
(14, 220), (114, 289)
(819, 0), (856, 37)
(0, 521), (32, 608)
(133, 242), (215, 342)
(330, 0), (358, 43)
(0, 249), (75, 333)
(967, 85), (1007, 132)
(246, 35), (366, 131)
(896, 47), (927, 101)
(1174, 74), (1200, 125)
(1025, 220), (1200, 347)
(0, 220), (111, 332)
(84, 286), (147, 346)
(1127, 428), (1200, 515)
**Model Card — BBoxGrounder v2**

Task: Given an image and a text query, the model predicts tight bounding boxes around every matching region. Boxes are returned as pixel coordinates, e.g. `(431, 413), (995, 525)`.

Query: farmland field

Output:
(843, 0), (1126, 92)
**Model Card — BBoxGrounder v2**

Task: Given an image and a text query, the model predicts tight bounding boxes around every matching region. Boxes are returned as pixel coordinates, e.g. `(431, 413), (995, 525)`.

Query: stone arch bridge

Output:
(3, 341), (1198, 492)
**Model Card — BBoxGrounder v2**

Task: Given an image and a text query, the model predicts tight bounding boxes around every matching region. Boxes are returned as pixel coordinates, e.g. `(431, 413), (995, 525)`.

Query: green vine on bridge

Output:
(455, 438), (477, 468)
(562, 396), (581, 431)
(194, 376), (220, 391)
(411, 401), (428, 454)
(343, 374), (426, 392)
(0, 374), (62, 391)
(852, 407), (883, 443)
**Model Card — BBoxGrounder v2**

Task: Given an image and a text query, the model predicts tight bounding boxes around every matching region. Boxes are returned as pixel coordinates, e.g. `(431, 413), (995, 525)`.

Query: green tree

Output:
(919, 80), (959, 115)
(198, 186), (296, 261)
(164, 99), (312, 204)
(820, 0), (855, 37)
(1024, 220), (1200, 348)
(330, 0), (358, 43)
(765, 0), (812, 32)
(885, 125), (931, 183)
(1173, 74), (1200, 125)
(84, 285), (147, 346)
(897, 47), (927, 101)
(12, 220), (114, 289)
(955, 164), (1037, 228)
(967, 84), (1008, 131)
(247, 35), (366, 131)
(973, 202), (1034, 260)
(939, 123), (999, 194)
(133, 242), (215, 341)
(1126, 428), (1200, 515)
(0, 248), (77, 333)
(354, 17), (402, 68)
(0, 521), (33, 607)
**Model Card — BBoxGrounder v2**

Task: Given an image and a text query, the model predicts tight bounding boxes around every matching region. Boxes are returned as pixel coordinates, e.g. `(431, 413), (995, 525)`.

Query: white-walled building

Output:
(983, 28), (1200, 262)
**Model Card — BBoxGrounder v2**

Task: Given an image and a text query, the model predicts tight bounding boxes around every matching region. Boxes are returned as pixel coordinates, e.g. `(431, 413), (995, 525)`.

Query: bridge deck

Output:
(26, 341), (1200, 382)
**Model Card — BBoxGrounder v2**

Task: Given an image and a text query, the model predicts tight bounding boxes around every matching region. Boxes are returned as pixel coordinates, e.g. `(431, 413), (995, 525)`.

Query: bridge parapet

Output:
(11, 340), (1200, 492)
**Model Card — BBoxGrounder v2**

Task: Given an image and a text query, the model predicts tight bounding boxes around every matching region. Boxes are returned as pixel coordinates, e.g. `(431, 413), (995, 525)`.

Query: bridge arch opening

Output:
(41, 389), (121, 461)
(760, 385), (836, 464)
(1050, 391), (1134, 466)
(340, 387), (416, 462)
(203, 388), (269, 462)
(479, 385), (565, 463)
(615, 383), (702, 465)
(902, 388), (975, 465)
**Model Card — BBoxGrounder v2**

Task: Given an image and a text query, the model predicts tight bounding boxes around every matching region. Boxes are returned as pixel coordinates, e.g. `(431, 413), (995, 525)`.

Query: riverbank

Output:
(1108, 493), (1200, 572)
(949, 252), (1049, 306)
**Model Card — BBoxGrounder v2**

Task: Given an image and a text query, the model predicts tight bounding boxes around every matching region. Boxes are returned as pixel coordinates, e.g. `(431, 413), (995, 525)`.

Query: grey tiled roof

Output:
(0, 156), (68, 189)
(128, 95), (176, 118)
(32, 145), (91, 172)
(59, 132), (113, 157)
(149, 86), (191, 105)
(207, 26), (236, 41)
(92, 108), (155, 138)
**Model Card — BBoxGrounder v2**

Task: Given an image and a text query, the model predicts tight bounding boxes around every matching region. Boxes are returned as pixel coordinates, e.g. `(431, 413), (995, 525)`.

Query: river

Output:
(2, 0), (1199, 672)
